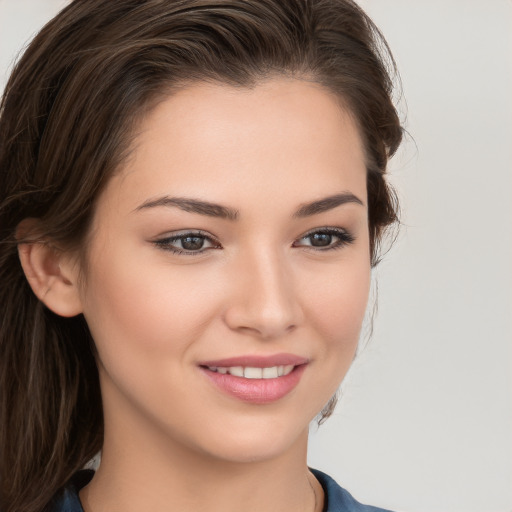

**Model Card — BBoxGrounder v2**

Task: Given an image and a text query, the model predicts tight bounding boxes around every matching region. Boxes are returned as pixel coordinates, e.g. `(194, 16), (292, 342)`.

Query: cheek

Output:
(80, 243), (221, 363)
(292, 255), (371, 415)
(307, 259), (370, 329)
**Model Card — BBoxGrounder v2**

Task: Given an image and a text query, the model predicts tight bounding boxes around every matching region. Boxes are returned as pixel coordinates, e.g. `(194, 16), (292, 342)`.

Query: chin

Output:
(180, 410), (312, 465)
(199, 433), (307, 465)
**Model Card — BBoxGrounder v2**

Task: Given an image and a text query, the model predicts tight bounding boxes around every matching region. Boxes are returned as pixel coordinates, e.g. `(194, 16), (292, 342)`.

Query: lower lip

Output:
(200, 365), (307, 404)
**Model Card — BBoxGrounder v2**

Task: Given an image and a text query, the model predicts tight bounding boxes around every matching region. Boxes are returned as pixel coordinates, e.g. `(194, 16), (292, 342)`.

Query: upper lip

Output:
(199, 353), (309, 368)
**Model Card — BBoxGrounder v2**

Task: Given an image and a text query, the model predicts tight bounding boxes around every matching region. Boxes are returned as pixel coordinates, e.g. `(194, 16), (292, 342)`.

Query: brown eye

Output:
(181, 236), (205, 251)
(309, 233), (332, 247)
(154, 231), (220, 254)
(294, 228), (355, 251)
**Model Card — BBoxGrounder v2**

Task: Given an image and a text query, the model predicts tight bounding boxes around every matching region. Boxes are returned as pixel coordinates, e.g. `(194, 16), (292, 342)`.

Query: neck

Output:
(80, 412), (323, 512)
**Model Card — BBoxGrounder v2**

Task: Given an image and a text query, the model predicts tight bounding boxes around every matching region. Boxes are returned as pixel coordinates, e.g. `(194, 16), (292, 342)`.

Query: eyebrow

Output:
(293, 192), (364, 217)
(135, 191), (363, 220)
(135, 196), (239, 220)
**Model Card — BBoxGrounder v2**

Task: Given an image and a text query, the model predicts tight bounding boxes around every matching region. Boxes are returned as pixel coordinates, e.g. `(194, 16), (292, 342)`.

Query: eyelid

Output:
(293, 226), (355, 250)
(152, 226), (354, 255)
(153, 229), (221, 255)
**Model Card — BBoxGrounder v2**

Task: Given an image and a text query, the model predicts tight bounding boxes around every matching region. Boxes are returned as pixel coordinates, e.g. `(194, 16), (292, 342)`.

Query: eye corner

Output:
(293, 227), (355, 251)
(152, 229), (221, 255)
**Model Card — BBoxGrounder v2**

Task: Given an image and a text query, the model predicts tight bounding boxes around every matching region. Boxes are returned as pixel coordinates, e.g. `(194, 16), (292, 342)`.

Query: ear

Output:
(17, 222), (83, 317)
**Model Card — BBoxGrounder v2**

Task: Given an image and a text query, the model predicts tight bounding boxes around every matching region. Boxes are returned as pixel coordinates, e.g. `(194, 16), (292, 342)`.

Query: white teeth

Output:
(229, 366), (244, 377)
(262, 366), (279, 379)
(244, 367), (263, 379)
(207, 365), (295, 378)
(283, 364), (294, 376)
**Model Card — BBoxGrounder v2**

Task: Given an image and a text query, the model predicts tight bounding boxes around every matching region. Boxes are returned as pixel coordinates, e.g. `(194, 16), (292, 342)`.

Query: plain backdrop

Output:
(1, 1), (511, 512)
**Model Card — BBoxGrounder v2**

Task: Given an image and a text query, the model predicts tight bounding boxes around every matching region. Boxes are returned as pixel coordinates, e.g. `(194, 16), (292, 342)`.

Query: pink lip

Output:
(199, 353), (309, 368)
(198, 353), (309, 404)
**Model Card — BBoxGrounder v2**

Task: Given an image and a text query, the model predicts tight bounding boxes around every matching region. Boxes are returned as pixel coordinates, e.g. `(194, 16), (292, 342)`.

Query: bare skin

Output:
(21, 78), (370, 512)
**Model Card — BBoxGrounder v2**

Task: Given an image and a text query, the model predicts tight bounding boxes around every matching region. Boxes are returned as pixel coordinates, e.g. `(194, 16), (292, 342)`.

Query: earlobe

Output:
(17, 237), (83, 318)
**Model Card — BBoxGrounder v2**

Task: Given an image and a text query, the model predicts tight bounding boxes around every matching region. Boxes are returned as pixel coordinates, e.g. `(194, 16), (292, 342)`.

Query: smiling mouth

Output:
(204, 365), (295, 379)
(199, 358), (307, 403)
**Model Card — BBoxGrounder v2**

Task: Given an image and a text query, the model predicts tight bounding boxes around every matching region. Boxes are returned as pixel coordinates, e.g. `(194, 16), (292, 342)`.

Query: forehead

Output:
(99, 78), (367, 215)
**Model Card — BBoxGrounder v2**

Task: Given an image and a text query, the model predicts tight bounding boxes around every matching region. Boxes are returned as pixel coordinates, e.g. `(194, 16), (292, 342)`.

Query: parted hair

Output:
(0, 1), (402, 511)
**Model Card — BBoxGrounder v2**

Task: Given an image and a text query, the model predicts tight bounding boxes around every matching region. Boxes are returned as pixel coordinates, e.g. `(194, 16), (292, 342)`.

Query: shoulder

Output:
(47, 470), (93, 512)
(311, 468), (394, 512)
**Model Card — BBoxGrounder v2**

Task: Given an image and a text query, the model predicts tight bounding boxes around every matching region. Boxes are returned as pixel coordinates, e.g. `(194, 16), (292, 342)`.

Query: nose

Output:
(223, 248), (304, 339)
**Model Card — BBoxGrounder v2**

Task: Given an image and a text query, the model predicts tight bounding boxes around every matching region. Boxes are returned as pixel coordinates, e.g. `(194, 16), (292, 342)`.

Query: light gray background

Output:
(1, 1), (510, 512)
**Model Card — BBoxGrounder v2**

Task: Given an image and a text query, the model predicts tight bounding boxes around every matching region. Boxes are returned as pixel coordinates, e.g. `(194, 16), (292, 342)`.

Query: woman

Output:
(0, 1), (402, 511)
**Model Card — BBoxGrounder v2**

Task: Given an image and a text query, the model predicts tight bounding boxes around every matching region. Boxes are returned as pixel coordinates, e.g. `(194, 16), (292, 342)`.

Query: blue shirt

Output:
(50, 468), (393, 512)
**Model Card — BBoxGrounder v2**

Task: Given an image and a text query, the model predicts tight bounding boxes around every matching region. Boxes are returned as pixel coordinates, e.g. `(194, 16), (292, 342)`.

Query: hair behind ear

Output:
(0, 236), (103, 512)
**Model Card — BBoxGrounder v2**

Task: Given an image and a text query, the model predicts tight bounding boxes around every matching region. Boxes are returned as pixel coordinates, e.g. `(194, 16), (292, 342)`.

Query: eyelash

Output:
(153, 227), (355, 255)
(153, 230), (221, 255)
(293, 227), (355, 251)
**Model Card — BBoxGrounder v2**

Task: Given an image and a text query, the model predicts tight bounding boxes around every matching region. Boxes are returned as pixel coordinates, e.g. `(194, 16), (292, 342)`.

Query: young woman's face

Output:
(78, 79), (370, 464)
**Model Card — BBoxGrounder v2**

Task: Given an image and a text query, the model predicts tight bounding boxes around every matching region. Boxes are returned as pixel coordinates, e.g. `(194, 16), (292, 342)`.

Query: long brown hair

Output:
(0, 1), (402, 510)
